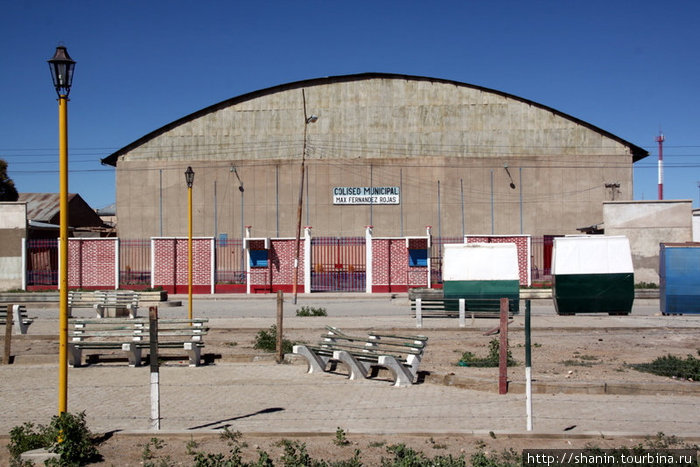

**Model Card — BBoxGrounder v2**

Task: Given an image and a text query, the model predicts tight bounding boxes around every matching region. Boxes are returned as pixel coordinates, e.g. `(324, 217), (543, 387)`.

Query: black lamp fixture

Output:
(48, 46), (76, 97)
(504, 163), (516, 189)
(185, 166), (195, 188)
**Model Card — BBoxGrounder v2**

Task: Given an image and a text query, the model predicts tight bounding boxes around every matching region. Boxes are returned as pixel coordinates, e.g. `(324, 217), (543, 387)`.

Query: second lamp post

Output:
(185, 166), (195, 319)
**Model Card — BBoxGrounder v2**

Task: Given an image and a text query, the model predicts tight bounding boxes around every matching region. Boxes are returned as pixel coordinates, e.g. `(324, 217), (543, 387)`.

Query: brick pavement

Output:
(1, 295), (698, 439)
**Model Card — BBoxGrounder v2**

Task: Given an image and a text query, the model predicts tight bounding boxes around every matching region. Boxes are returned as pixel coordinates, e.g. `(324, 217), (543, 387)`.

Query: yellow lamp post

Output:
(48, 45), (76, 415)
(185, 166), (195, 320)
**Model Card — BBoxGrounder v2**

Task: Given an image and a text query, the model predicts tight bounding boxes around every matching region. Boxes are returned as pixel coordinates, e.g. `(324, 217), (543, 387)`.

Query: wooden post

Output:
(3, 304), (13, 365)
(149, 306), (160, 430)
(276, 291), (284, 363)
(498, 298), (508, 394)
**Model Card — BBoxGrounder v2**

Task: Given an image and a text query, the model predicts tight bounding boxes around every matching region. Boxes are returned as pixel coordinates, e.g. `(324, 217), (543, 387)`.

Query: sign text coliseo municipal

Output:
(333, 186), (401, 205)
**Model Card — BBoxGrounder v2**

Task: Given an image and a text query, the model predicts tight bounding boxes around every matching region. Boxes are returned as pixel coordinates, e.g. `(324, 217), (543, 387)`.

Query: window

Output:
(249, 249), (269, 268)
(408, 248), (428, 267)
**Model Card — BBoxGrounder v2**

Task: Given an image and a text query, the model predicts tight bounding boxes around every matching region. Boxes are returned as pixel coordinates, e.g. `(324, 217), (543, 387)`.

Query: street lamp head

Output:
(306, 115), (318, 124)
(48, 46), (76, 97)
(185, 166), (195, 188)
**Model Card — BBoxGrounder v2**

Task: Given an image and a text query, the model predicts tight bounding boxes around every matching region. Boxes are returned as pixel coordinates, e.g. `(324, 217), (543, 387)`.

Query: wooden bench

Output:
(0, 304), (33, 335)
(68, 317), (208, 367)
(293, 326), (428, 387)
(68, 290), (140, 318)
(410, 298), (520, 328)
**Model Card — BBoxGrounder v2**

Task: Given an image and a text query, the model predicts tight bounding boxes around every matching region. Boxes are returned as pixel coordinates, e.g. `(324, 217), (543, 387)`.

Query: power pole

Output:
(656, 133), (665, 200)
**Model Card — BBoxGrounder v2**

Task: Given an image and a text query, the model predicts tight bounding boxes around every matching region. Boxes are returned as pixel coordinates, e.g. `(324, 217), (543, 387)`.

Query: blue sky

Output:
(2, 1), (699, 211)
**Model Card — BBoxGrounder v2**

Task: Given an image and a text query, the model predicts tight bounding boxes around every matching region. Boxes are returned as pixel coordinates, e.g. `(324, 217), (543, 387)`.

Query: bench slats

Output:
(411, 297), (519, 328)
(68, 290), (141, 318)
(68, 317), (207, 367)
(295, 327), (427, 387)
(0, 304), (34, 334)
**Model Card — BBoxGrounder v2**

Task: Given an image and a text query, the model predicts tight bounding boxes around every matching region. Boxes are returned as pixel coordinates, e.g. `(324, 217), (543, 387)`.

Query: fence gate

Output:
(311, 237), (366, 292)
(27, 239), (58, 286)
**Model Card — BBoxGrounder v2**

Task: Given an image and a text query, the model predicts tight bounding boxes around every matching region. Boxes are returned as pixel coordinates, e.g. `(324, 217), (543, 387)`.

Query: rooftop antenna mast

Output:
(656, 132), (665, 200)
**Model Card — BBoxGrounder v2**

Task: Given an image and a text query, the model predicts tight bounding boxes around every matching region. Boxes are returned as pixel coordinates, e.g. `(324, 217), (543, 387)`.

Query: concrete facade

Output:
(603, 200), (693, 284)
(0, 202), (27, 290)
(693, 209), (700, 242)
(103, 74), (647, 240)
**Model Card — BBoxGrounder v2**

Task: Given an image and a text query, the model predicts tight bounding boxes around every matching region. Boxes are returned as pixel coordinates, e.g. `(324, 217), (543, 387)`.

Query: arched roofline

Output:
(101, 72), (649, 166)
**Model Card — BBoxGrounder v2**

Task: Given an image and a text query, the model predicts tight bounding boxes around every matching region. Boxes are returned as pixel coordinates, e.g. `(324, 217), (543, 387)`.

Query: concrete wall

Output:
(603, 200), (693, 284)
(693, 210), (700, 242)
(113, 76), (639, 240)
(0, 202), (27, 291)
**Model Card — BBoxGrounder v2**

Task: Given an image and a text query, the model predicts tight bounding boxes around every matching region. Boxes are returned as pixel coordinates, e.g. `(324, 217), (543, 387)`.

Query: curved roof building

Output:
(103, 73), (647, 239)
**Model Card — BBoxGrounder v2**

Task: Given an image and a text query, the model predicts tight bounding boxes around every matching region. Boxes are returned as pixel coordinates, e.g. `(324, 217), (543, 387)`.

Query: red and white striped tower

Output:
(656, 132), (665, 200)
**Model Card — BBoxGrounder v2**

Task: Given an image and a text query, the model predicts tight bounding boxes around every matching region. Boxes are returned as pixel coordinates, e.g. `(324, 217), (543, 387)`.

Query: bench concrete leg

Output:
(12, 306), (28, 334)
(184, 342), (201, 367)
(333, 350), (370, 380)
(459, 299), (466, 328)
(122, 343), (143, 367)
(378, 355), (416, 387)
(416, 298), (423, 328)
(68, 344), (82, 367)
(94, 305), (105, 319)
(293, 345), (331, 374)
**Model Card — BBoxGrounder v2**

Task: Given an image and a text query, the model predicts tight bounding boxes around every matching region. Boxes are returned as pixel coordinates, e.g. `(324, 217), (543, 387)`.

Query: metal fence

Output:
(429, 236), (463, 285)
(311, 236), (366, 292)
(119, 239), (151, 286)
(215, 238), (246, 284)
(24, 235), (554, 290)
(26, 239), (58, 286)
(530, 235), (556, 282)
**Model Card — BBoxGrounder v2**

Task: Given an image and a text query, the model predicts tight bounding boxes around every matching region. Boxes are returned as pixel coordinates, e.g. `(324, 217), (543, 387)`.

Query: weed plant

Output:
(334, 427), (350, 446)
(7, 411), (100, 466)
(296, 306), (328, 317)
(458, 338), (517, 367)
(630, 354), (700, 380)
(253, 325), (295, 354)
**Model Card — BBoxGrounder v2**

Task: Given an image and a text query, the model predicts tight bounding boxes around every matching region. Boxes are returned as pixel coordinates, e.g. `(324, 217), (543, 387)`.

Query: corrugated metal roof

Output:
(18, 193), (78, 222)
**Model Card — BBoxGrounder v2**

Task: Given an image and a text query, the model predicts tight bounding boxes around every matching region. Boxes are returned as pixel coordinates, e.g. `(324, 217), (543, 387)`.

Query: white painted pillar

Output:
(365, 225), (373, 294)
(245, 226), (251, 295)
(210, 237), (215, 294)
(114, 238), (120, 289)
(426, 226), (432, 289)
(21, 237), (27, 291)
(304, 226), (312, 294)
(150, 238), (155, 289)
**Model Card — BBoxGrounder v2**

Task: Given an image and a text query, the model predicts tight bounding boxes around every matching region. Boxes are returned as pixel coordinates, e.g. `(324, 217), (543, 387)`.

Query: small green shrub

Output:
(254, 325), (295, 354)
(458, 338), (517, 367)
(630, 354), (700, 380)
(560, 354), (600, 367)
(334, 427), (350, 446)
(382, 443), (466, 466)
(7, 422), (45, 460)
(635, 282), (659, 289)
(8, 411), (100, 466)
(470, 448), (521, 467)
(296, 306), (328, 317)
(141, 437), (166, 463)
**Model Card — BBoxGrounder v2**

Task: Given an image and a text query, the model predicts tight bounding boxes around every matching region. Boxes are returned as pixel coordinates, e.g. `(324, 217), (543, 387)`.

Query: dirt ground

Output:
(90, 431), (696, 466)
(2, 323), (699, 465)
(7, 324), (699, 385)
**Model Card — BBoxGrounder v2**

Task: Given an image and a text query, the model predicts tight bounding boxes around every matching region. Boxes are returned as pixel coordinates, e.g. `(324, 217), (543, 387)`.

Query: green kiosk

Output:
(442, 243), (520, 313)
(552, 235), (634, 315)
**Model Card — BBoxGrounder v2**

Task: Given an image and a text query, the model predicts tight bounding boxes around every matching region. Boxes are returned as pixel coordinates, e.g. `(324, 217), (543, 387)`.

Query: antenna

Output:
(656, 132), (665, 200)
